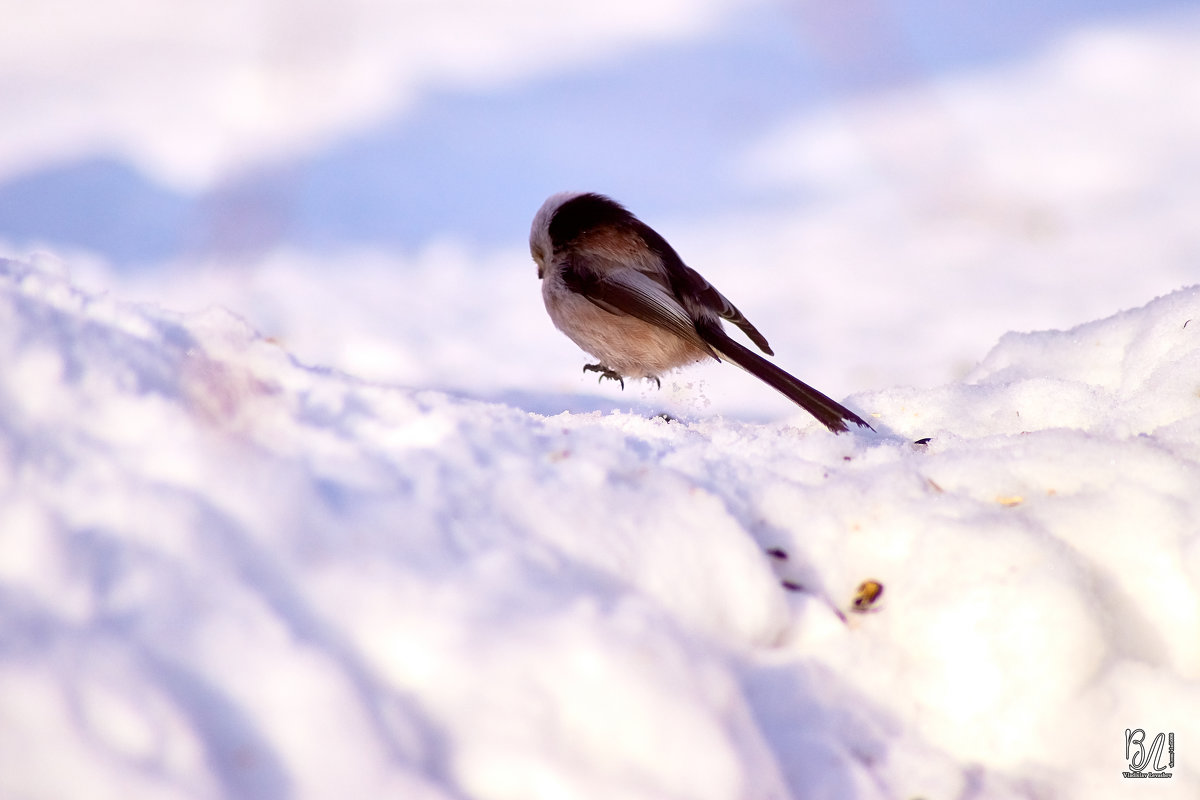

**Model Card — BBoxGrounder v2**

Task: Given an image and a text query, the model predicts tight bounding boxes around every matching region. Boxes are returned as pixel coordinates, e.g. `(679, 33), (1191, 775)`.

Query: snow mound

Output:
(1, 257), (1198, 799)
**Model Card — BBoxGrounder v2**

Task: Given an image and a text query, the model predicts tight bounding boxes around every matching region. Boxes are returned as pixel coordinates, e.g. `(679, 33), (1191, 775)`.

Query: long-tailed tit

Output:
(530, 192), (871, 433)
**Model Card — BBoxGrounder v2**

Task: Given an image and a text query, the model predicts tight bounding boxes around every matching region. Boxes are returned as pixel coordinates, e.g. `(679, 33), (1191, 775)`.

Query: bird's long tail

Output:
(701, 326), (872, 434)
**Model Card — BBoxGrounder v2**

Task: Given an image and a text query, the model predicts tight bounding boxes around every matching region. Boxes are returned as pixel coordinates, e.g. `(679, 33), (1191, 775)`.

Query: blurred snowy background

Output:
(3, 0), (1199, 416)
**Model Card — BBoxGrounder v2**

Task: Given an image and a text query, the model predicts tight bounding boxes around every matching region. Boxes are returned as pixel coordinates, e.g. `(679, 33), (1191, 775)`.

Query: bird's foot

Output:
(583, 363), (625, 389)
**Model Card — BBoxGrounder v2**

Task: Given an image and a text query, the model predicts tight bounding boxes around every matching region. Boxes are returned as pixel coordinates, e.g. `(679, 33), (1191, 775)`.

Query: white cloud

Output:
(0, 0), (750, 189)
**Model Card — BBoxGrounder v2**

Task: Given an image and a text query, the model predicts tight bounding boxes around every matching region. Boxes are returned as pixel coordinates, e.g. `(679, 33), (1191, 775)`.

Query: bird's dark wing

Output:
(672, 262), (773, 355)
(561, 256), (711, 351)
(631, 220), (774, 355)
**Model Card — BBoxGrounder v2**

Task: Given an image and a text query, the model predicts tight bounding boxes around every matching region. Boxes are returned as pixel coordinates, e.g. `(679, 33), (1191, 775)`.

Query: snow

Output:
(2, 252), (1199, 799)
(4, 0), (1200, 798)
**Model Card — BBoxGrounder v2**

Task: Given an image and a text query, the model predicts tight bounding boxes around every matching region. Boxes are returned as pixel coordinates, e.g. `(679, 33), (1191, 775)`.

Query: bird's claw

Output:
(582, 364), (663, 391)
(583, 363), (625, 389)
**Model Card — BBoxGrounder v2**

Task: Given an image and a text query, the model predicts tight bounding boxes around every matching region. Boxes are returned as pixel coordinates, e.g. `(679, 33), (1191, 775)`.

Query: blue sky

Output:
(0, 0), (1191, 266)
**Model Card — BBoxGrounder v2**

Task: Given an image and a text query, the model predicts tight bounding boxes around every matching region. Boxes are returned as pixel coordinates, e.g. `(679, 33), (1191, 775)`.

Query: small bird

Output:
(530, 192), (871, 433)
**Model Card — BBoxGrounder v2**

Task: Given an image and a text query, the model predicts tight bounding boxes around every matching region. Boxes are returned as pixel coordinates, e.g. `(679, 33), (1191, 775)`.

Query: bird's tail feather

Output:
(703, 327), (872, 434)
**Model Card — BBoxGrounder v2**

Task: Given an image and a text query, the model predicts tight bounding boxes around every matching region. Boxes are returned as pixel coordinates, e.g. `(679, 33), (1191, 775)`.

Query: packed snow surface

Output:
(2, 257), (1198, 799)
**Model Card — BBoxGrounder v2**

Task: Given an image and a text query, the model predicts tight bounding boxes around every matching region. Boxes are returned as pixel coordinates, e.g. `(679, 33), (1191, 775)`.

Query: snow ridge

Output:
(1, 258), (1198, 799)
